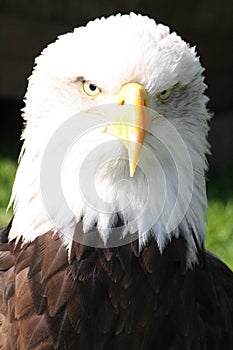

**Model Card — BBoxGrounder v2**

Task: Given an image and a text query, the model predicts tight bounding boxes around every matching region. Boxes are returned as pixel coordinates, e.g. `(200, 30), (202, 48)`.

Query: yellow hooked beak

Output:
(105, 83), (149, 177)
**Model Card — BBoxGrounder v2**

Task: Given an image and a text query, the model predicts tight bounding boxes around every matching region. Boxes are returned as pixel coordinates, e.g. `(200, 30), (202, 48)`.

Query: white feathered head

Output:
(9, 13), (210, 266)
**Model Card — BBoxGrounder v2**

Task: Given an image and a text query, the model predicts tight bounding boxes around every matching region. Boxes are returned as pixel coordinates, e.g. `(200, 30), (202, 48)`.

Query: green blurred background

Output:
(0, 1), (232, 269)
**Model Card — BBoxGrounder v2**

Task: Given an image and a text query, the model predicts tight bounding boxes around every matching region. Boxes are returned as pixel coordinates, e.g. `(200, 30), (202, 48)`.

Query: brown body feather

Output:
(0, 224), (233, 350)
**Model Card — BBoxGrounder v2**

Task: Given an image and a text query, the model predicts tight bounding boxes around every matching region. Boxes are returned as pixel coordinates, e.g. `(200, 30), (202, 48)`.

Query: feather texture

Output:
(1, 227), (233, 350)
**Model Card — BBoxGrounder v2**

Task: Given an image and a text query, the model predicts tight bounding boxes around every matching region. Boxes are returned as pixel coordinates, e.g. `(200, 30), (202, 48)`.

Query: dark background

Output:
(0, 0), (233, 170)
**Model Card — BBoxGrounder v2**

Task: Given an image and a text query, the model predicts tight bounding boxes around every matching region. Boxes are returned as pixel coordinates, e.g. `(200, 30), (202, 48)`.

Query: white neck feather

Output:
(9, 107), (210, 268)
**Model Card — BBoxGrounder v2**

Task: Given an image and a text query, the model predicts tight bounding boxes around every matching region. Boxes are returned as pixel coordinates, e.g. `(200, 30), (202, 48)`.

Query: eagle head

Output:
(9, 13), (210, 267)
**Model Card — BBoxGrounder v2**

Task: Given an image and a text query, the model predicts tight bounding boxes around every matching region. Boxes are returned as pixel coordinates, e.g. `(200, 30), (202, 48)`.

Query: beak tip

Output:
(129, 162), (137, 177)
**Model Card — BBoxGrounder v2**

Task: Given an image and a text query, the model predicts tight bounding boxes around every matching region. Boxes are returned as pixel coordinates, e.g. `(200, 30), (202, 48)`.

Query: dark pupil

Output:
(161, 90), (167, 95)
(89, 84), (97, 91)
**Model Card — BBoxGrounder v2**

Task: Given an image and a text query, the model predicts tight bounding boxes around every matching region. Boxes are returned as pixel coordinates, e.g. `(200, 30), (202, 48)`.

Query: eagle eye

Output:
(82, 81), (101, 97)
(157, 88), (171, 102)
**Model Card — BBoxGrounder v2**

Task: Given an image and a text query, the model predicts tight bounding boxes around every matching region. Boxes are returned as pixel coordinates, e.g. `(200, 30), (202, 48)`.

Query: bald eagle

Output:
(0, 13), (233, 350)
